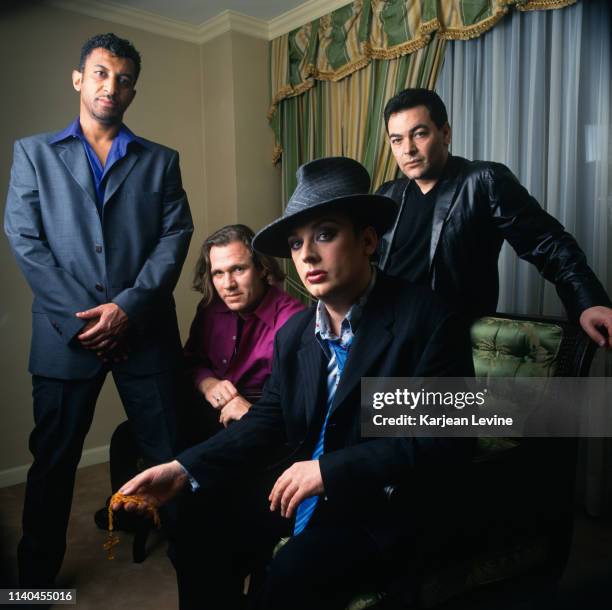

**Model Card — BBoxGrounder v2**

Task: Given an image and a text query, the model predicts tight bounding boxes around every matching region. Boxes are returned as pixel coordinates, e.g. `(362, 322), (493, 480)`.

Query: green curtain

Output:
(269, 0), (578, 169)
(270, 0), (578, 301)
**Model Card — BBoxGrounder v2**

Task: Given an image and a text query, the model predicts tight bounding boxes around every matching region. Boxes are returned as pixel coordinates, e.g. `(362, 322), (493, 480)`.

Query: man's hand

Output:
(579, 306), (612, 348)
(219, 395), (251, 427)
(76, 303), (128, 351)
(269, 460), (324, 519)
(111, 460), (188, 513)
(199, 377), (239, 409)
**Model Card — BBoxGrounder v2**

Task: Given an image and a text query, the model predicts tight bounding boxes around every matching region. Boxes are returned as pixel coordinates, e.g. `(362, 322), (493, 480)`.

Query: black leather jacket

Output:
(377, 155), (611, 320)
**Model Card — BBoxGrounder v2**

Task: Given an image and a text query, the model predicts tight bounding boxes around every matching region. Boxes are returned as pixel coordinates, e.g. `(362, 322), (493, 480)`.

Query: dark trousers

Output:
(18, 368), (179, 587)
(172, 481), (395, 610)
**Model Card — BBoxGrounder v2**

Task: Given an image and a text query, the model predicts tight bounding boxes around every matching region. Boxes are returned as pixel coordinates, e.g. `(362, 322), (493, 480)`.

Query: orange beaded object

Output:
(102, 492), (161, 560)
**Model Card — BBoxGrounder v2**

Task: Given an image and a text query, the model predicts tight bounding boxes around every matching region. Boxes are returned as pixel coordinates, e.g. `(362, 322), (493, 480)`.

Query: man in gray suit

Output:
(4, 33), (193, 587)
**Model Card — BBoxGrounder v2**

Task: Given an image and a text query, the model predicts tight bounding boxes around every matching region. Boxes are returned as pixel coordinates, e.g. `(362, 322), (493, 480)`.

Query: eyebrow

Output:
(92, 64), (134, 79)
(211, 261), (249, 273)
(388, 123), (430, 138)
(288, 217), (340, 236)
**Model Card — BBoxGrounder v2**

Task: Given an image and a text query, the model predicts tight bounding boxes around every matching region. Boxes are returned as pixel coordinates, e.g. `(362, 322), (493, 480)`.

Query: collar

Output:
(49, 116), (144, 149)
(209, 285), (280, 329)
(315, 266), (377, 344)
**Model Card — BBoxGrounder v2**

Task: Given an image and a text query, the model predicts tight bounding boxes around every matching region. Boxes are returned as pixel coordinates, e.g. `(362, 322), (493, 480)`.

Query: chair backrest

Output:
(471, 314), (596, 379)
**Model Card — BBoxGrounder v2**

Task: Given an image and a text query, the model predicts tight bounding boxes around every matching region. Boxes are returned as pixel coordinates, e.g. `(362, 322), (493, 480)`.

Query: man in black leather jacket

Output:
(377, 88), (612, 348)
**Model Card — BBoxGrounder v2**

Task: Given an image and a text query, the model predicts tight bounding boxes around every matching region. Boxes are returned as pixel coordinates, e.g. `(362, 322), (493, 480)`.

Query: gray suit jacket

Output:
(4, 128), (193, 379)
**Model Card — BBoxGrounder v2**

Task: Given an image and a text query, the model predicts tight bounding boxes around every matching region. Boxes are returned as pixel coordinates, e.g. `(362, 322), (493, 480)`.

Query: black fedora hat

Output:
(252, 156), (398, 258)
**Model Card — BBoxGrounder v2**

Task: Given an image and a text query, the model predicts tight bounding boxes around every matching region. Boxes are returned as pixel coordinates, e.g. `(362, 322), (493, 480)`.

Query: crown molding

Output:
(268, 0), (353, 39)
(49, 0), (203, 44)
(199, 10), (268, 43)
(48, 0), (354, 43)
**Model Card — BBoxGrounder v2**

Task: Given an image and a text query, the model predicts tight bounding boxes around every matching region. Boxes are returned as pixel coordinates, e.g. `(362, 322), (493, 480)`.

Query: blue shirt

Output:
(314, 266), (377, 414)
(292, 267), (377, 534)
(50, 117), (140, 214)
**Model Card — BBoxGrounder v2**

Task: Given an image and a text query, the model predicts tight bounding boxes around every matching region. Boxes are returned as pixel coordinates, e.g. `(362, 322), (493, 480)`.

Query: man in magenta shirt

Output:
(95, 224), (302, 537)
(184, 224), (304, 431)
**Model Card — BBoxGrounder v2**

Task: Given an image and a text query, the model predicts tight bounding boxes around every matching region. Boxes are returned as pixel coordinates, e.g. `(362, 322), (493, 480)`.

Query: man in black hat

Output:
(114, 157), (474, 610)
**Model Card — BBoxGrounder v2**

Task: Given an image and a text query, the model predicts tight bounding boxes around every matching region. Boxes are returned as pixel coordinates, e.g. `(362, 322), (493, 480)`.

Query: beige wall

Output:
(231, 31), (283, 229)
(200, 33), (237, 228)
(201, 31), (281, 229)
(0, 3), (278, 482)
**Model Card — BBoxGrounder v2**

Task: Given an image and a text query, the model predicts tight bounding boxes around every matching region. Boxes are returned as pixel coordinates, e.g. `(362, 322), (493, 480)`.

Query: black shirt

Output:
(385, 180), (440, 285)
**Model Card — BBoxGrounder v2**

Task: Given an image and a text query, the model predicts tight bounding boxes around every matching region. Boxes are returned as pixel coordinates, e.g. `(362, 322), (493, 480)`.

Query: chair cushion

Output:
(471, 317), (563, 378)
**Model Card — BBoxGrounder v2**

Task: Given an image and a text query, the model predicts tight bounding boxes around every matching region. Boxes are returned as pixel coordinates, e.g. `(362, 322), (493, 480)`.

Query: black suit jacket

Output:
(179, 273), (474, 549)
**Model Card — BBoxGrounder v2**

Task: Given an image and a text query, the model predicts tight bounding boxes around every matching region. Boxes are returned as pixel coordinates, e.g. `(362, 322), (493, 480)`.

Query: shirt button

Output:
(95, 245), (103, 253)
(222, 358), (227, 364)
(232, 336), (236, 340)
(95, 283), (104, 292)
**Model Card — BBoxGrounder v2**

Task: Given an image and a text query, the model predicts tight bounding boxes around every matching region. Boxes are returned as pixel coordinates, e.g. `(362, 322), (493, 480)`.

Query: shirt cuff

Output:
(193, 367), (215, 390)
(178, 462), (200, 492)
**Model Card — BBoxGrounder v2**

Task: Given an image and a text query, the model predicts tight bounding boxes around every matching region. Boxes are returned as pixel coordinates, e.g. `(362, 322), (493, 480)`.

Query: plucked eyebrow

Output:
(288, 217), (341, 241)
(311, 217), (341, 229)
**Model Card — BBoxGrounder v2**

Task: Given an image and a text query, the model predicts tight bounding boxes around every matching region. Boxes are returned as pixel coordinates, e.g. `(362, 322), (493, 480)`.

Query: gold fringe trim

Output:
(272, 144), (283, 166)
(268, 0), (575, 127)
(366, 35), (430, 60)
(419, 18), (441, 35)
(517, 0), (576, 11)
(437, 6), (508, 40)
(311, 54), (371, 82)
(267, 79), (315, 121)
(287, 34), (431, 85)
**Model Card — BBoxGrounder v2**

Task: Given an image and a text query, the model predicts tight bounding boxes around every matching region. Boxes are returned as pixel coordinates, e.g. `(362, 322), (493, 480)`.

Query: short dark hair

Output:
(383, 88), (448, 131)
(193, 224), (286, 306)
(79, 33), (142, 82)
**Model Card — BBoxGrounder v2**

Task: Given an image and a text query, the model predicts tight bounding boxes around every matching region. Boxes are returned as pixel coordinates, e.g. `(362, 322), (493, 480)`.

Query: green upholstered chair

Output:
(414, 314), (596, 608)
(268, 313), (596, 609)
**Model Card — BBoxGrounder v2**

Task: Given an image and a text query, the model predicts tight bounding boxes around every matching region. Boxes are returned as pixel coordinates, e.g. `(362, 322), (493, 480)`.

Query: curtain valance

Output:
(269, 0), (576, 130)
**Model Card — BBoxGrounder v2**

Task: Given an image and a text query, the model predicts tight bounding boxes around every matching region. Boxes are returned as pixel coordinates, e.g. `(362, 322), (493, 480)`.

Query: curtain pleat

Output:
(435, 0), (611, 515)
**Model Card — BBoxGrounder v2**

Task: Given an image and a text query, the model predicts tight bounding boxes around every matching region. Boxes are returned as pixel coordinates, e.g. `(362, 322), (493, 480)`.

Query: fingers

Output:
(579, 307), (612, 348)
(280, 482), (302, 518)
(580, 317), (607, 348)
(77, 304), (128, 344)
(586, 324), (607, 348)
(117, 469), (151, 498)
(283, 487), (306, 519)
(269, 472), (307, 518)
(85, 336), (112, 351)
(78, 321), (105, 343)
(269, 471), (290, 512)
(76, 306), (103, 319)
(211, 381), (239, 409)
(219, 410), (230, 428)
(96, 339), (118, 359)
(218, 381), (237, 404)
(600, 319), (612, 348)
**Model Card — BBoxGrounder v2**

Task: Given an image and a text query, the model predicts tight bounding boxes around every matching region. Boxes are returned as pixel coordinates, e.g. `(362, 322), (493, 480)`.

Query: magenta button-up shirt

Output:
(184, 285), (305, 398)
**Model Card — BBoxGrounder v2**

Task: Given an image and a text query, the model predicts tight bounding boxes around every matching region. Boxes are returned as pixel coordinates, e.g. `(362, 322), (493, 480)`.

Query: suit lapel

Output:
(297, 317), (327, 428)
(103, 149), (140, 205)
(330, 289), (394, 417)
(429, 158), (462, 271)
(57, 141), (97, 207)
